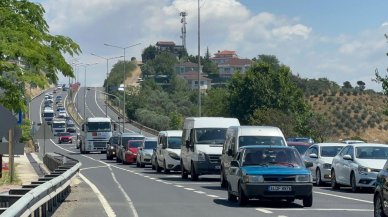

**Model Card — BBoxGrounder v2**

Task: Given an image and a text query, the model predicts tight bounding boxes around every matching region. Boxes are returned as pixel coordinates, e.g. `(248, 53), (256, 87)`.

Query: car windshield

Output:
(122, 137), (144, 146)
(289, 145), (309, 155)
(60, 132), (71, 136)
(53, 123), (66, 128)
(168, 137), (182, 149)
(144, 141), (157, 149)
(239, 136), (286, 147)
(356, 146), (388, 159)
(195, 128), (227, 144)
(242, 148), (304, 167)
(128, 141), (143, 148)
(87, 122), (111, 132)
(320, 146), (344, 157)
(110, 137), (119, 144)
(43, 113), (54, 117)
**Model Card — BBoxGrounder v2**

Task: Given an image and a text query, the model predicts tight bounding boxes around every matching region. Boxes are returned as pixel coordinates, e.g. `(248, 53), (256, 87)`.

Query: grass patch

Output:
(0, 164), (21, 186)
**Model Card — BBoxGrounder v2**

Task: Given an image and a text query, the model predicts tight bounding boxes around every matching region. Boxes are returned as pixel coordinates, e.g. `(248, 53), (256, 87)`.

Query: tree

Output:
(151, 52), (178, 76)
(0, 0), (81, 111)
(357, 80), (365, 90)
(141, 45), (157, 63)
(203, 88), (229, 117)
(342, 81), (353, 89)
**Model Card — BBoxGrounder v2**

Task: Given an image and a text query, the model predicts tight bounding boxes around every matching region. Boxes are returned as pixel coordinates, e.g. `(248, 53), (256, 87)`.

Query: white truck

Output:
(42, 107), (55, 125)
(79, 117), (116, 154)
(52, 118), (66, 136)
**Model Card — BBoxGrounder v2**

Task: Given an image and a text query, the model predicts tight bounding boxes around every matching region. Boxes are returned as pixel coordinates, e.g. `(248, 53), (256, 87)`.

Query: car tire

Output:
(220, 168), (227, 188)
(140, 162), (145, 168)
(374, 194), (387, 217)
(351, 173), (358, 193)
(331, 170), (340, 190)
(156, 159), (162, 173)
(116, 154), (122, 163)
(316, 168), (322, 186)
(238, 183), (248, 206)
(107, 155), (113, 160)
(152, 162), (156, 170)
(163, 161), (170, 174)
(286, 198), (295, 203)
(303, 194), (313, 207)
(190, 162), (199, 181)
(181, 161), (188, 179)
(227, 183), (237, 202)
(136, 160), (140, 167)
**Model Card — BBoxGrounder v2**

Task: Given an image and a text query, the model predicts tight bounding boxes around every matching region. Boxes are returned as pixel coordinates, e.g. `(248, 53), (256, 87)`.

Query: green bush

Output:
(20, 119), (31, 142)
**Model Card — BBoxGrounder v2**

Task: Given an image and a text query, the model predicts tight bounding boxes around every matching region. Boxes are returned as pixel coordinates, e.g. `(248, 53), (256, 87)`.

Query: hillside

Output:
(307, 90), (388, 143)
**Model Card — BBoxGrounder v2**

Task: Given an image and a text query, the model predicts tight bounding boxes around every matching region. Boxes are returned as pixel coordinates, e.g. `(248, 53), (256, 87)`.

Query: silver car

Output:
(136, 137), (157, 167)
(303, 143), (346, 186)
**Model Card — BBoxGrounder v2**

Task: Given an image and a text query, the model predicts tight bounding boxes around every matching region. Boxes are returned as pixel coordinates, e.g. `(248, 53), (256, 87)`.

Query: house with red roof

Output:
(210, 50), (252, 78)
(175, 61), (202, 74)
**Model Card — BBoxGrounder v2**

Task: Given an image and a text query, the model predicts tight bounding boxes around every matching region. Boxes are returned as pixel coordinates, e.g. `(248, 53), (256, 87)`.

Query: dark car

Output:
(227, 146), (313, 207)
(106, 134), (120, 160)
(58, 132), (72, 144)
(66, 127), (76, 134)
(374, 159), (388, 217)
(287, 142), (311, 155)
(287, 137), (314, 144)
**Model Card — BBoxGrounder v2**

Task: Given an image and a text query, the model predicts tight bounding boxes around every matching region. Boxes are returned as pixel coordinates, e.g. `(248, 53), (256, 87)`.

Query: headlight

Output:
(168, 152), (180, 160)
(110, 146), (115, 150)
(126, 151), (133, 155)
(296, 174), (312, 182)
(323, 163), (331, 170)
(358, 166), (371, 174)
(242, 175), (264, 183)
(197, 151), (206, 161)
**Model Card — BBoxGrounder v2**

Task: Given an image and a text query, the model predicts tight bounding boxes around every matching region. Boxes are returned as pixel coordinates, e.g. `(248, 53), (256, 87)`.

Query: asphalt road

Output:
(30, 87), (375, 217)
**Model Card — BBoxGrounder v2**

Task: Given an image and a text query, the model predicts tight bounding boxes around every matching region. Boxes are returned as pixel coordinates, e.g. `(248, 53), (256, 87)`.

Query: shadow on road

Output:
(318, 186), (374, 194)
(213, 198), (304, 208)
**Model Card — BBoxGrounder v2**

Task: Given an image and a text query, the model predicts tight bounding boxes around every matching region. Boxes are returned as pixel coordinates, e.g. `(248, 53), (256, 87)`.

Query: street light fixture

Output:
(104, 42), (141, 132)
(90, 53), (123, 117)
(87, 87), (122, 133)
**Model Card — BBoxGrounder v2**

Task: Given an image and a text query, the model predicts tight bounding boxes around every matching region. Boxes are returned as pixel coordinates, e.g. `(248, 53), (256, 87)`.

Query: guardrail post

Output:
(42, 202), (47, 217)
(48, 198), (53, 212)
(34, 207), (39, 217)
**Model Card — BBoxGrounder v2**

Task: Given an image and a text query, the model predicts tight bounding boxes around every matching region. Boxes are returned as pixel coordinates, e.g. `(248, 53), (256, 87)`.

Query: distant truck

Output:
(79, 117), (116, 154)
(52, 118), (66, 136)
(42, 107), (55, 125)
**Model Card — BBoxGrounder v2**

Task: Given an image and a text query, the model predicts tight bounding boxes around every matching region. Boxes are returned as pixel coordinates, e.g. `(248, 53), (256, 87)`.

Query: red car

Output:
(58, 132), (73, 144)
(287, 141), (311, 155)
(122, 140), (143, 165)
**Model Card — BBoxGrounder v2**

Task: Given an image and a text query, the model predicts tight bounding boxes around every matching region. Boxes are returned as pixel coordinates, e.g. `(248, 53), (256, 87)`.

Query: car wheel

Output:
(190, 162), (199, 181)
(140, 161), (145, 168)
(374, 194), (387, 217)
(286, 198), (295, 203)
(316, 168), (322, 186)
(331, 170), (340, 190)
(220, 168), (227, 188)
(238, 183), (248, 206)
(303, 194), (313, 207)
(351, 173), (358, 193)
(227, 183), (237, 202)
(152, 162), (156, 170)
(136, 160), (140, 167)
(156, 159), (162, 173)
(163, 161), (170, 174)
(181, 161), (188, 179)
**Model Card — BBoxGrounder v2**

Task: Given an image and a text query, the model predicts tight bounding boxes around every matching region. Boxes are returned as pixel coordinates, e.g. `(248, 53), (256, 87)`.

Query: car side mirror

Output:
(185, 140), (190, 147)
(227, 149), (233, 156)
(305, 161), (314, 168)
(309, 153), (318, 158)
(343, 154), (353, 161)
(230, 160), (239, 168)
(113, 123), (117, 131)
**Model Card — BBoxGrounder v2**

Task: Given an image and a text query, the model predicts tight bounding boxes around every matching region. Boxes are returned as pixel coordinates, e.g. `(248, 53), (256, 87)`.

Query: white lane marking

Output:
(314, 191), (373, 204)
(194, 191), (205, 194)
(149, 177), (156, 180)
(264, 208), (373, 212)
(219, 197), (226, 200)
(278, 216), (288, 217)
(174, 185), (184, 188)
(161, 181), (172, 185)
(256, 209), (273, 214)
(79, 173), (116, 217)
(39, 97), (44, 123)
(184, 188), (195, 191)
(50, 139), (77, 153)
(94, 88), (111, 119)
(156, 179), (163, 182)
(170, 182), (218, 185)
(144, 176), (150, 178)
(206, 194), (219, 198)
(80, 165), (109, 171)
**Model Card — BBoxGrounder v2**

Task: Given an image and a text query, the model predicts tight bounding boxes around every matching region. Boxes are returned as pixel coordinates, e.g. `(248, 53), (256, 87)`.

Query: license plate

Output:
(215, 165), (221, 169)
(268, 186), (292, 192)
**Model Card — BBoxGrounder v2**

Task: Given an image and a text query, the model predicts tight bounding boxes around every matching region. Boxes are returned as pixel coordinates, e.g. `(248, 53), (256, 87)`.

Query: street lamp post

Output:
(91, 53), (123, 117)
(87, 88), (122, 133)
(104, 42), (141, 132)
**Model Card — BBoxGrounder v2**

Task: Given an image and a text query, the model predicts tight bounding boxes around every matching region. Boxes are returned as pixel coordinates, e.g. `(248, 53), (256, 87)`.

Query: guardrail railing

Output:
(0, 153), (81, 217)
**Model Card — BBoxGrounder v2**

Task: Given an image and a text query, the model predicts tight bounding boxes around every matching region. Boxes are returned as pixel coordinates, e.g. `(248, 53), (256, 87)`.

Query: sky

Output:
(33, 0), (388, 90)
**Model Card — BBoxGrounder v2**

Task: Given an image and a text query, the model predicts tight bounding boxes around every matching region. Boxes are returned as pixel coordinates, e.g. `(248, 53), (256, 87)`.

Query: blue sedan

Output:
(227, 146), (313, 206)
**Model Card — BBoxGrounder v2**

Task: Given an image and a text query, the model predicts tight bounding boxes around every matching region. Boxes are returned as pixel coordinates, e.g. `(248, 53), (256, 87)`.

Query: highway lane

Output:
(31, 88), (375, 217)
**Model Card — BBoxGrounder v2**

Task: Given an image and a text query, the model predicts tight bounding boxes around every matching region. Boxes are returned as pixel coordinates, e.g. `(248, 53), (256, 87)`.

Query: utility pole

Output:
(197, 0), (202, 117)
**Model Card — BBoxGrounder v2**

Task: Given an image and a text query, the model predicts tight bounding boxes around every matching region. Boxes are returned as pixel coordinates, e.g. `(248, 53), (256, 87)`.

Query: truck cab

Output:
(79, 117), (115, 154)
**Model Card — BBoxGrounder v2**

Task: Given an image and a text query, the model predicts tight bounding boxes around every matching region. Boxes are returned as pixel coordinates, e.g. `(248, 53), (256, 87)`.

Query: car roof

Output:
(347, 143), (387, 148)
(121, 132), (144, 137)
(240, 145), (294, 150)
(287, 142), (310, 146)
(229, 125), (284, 136)
(158, 130), (183, 137)
(314, 143), (346, 147)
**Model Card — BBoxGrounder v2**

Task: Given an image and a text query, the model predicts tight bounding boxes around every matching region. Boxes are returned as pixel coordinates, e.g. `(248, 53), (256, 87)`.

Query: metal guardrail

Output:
(0, 153), (81, 217)
(106, 101), (159, 136)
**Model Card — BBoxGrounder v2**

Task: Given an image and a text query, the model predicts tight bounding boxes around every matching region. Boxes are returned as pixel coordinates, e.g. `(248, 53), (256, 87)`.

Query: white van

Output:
(180, 117), (240, 181)
(220, 126), (287, 187)
(155, 130), (183, 173)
